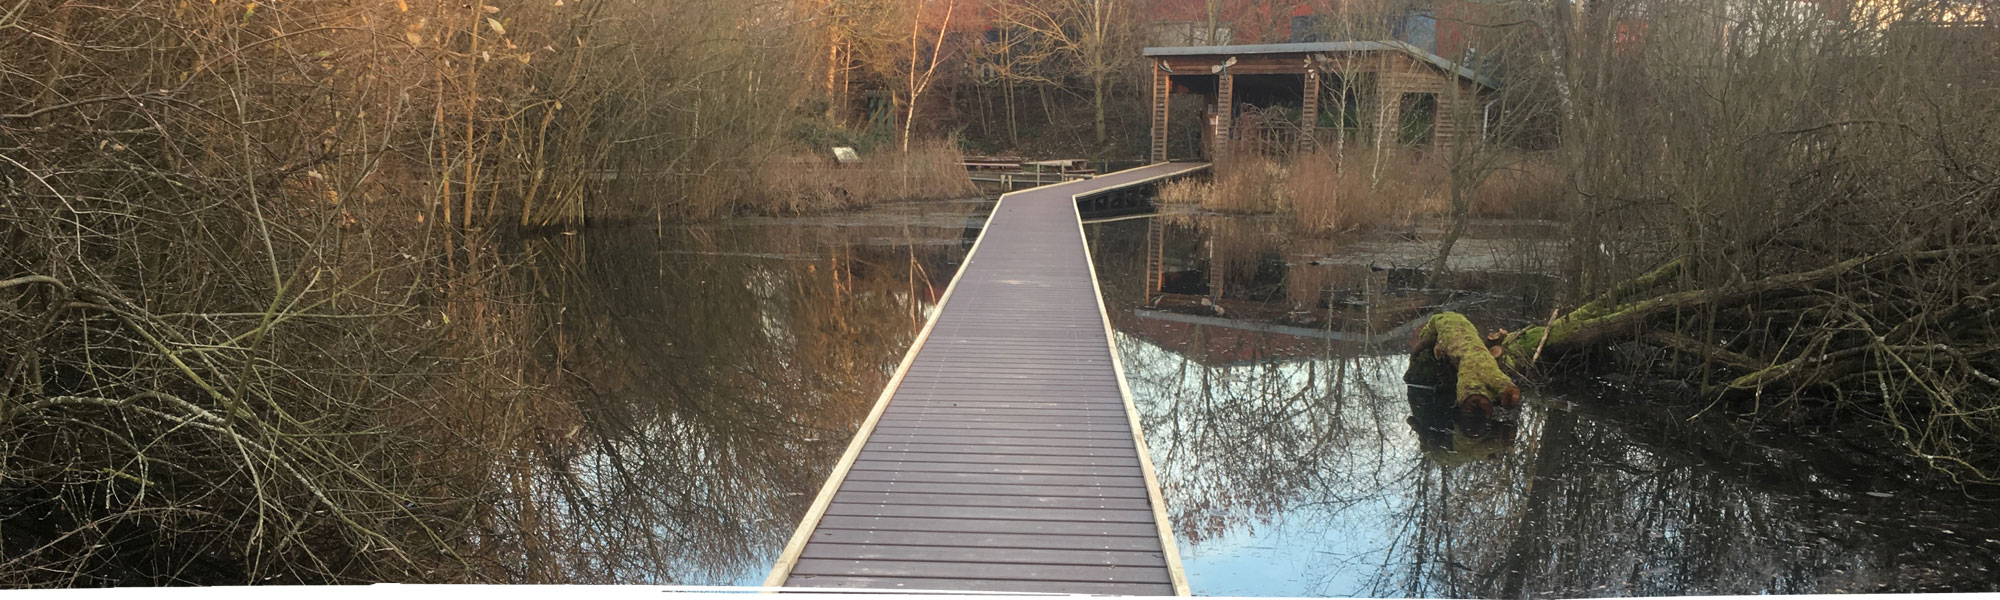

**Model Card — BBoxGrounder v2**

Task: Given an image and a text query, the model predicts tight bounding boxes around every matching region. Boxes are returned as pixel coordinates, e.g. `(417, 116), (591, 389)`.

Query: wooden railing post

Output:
(1215, 69), (1233, 161)
(1301, 69), (1320, 154)
(1151, 60), (1170, 163)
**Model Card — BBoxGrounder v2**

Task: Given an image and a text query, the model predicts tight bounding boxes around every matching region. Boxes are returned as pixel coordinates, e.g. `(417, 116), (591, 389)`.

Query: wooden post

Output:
(1144, 216), (1164, 299)
(1215, 69), (1233, 161)
(1434, 82), (1468, 149)
(1151, 61), (1169, 163)
(1300, 69), (1320, 154)
(1207, 241), (1224, 302)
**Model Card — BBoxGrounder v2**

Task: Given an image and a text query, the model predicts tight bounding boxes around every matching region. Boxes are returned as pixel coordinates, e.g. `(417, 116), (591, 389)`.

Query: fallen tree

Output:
(1409, 313), (1521, 418)
(1409, 243), (2000, 482)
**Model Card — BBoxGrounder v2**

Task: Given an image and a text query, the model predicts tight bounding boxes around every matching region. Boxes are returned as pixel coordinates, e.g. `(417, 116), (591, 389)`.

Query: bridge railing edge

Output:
(1067, 169), (1201, 597)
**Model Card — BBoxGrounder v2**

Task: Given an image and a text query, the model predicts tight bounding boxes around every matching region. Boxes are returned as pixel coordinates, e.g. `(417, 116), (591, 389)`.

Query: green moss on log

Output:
(1492, 258), (1689, 371)
(1414, 313), (1522, 412)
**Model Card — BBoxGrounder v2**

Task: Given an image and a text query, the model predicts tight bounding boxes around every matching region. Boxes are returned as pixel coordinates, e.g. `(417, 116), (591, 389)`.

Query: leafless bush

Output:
(0, 0), (854, 586)
(1511, 0), (2000, 481)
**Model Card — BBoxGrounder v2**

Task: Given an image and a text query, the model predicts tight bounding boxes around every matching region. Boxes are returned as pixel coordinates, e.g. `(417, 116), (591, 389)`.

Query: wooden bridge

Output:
(764, 162), (1211, 595)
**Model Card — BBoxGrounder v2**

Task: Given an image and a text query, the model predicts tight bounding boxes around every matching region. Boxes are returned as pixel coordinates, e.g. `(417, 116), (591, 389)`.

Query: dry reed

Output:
(1469, 153), (1562, 219)
(1290, 150), (1446, 233)
(748, 141), (978, 215)
(1161, 150), (1468, 233)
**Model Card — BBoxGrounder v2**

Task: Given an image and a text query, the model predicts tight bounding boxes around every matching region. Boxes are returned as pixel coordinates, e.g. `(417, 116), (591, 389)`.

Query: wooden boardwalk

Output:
(765, 162), (1210, 595)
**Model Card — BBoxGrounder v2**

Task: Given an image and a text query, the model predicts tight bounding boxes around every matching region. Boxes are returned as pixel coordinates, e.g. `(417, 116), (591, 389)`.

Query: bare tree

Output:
(991, 0), (1141, 146)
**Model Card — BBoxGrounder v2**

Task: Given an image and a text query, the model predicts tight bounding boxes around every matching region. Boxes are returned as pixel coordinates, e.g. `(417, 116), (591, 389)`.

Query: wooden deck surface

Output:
(765, 162), (1210, 595)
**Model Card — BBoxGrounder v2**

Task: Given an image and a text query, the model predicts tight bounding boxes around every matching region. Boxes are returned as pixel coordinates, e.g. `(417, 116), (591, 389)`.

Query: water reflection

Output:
(1405, 378), (1517, 467)
(1085, 212), (2000, 597)
(483, 203), (982, 583)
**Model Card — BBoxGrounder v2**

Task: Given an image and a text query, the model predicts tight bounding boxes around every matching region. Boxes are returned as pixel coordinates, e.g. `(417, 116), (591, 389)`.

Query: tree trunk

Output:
(1496, 408), (1575, 598)
(1205, 0), (1219, 44)
(1092, 71), (1107, 146)
(827, 39), (841, 120)
(1433, 178), (1468, 275)
(1476, 245), (1998, 375)
(1005, 79), (1018, 147)
(1040, 85), (1055, 128)
(903, 101), (917, 152)
(1411, 313), (1522, 416)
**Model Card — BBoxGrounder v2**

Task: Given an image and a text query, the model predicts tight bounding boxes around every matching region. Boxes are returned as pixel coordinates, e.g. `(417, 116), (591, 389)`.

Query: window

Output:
(1399, 93), (1437, 145)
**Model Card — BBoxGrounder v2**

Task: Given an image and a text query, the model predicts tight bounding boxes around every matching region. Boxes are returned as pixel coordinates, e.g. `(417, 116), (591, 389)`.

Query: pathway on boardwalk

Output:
(764, 162), (1209, 595)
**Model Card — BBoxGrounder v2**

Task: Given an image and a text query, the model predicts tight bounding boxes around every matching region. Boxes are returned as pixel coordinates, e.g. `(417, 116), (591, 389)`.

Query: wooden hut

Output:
(1143, 41), (1498, 162)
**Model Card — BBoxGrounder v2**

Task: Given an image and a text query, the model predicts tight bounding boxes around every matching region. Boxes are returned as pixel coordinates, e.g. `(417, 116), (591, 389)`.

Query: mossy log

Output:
(1411, 313), (1522, 415)
(1488, 247), (1997, 372)
(1415, 246), (1999, 413)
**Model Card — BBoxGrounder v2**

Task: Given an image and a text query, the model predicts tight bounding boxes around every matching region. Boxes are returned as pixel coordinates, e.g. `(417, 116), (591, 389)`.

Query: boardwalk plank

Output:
(836, 480), (1151, 498)
(824, 503), (1158, 524)
(863, 433), (1135, 448)
(801, 543), (1165, 568)
(790, 559), (1170, 584)
(787, 574), (1174, 595)
(879, 406), (1128, 417)
(865, 442), (1139, 457)
(868, 423), (1131, 436)
(887, 391), (1129, 402)
(841, 469), (1147, 487)
(808, 529), (1161, 552)
(830, 491), (1152, 511)
(854, 450), (1140, 467)
(873, 414), (1131, 426)
(845, 460), (1137, 477)
(861, 433), (1128, 447)
(883, 400), (1132, 412)
(815, 515), (1157, 537)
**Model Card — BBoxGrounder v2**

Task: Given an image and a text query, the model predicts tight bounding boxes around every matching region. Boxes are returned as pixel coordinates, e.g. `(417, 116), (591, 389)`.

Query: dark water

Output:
(495, 201), (987, 584)
(1083, 212), (2000, 597)
(509, 201), (2000, 594)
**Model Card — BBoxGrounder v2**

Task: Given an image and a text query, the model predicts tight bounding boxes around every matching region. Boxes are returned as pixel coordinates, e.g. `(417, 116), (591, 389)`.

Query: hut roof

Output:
(1144, 40), (1499, 89)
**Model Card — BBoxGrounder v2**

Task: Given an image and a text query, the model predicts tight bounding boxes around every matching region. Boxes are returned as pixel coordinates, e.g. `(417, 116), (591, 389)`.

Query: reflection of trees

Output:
(1471, 400), (2000, 597)
(1086, 214), (2000, 597)
(1127, 335), (2000, 596)
(1121, 335), (1415, 544)
(1094, 214), (1426, 545)
(1363, 396), (2000, 597)
(468, 222), (966, 583)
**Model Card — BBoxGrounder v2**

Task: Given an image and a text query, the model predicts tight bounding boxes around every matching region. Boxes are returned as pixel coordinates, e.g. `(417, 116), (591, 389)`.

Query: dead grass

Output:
(749, 140), (977, 216)
(1207, 154), (1291, 213)
(1162, 150), (1468, 234)
(1157, 178), (1207, 207)
(1469, 153), (1563, 219)
(1158, 149), (1562, 234)
(1156, 155), (1288, 213)
(1290, 150), (1446, 234)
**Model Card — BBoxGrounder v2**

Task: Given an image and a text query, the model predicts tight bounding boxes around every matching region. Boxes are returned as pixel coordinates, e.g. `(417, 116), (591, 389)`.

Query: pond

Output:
(491, 201), (986, 584)
(507, 200), (2000, 595)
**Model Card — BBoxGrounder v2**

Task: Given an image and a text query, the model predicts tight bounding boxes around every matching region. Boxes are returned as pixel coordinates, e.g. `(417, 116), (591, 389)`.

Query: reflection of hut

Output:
(1112, 216), (1440, 367)
(1144, 42), (1499, 161)
(1131, 215), (1434, 344)
(1115, 308), (1330, 367)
